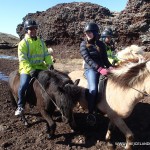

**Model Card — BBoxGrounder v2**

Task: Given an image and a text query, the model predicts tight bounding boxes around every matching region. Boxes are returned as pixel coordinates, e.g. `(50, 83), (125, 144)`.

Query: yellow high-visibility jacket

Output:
(105, 45), (119, 65)
(18, 34), (53, 74)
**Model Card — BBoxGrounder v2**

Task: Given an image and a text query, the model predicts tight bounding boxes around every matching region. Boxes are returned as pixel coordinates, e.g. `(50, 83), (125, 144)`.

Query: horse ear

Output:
(74, 79), (80, 85)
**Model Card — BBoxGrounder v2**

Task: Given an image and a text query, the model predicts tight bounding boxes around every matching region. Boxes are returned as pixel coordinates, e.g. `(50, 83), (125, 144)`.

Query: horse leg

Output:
(109, 116), (134, 150)
(9, 91), (29, 126)
(40, 109), (56, 139)
(105, 121), (115, 149)
(69, 113), (77, 131)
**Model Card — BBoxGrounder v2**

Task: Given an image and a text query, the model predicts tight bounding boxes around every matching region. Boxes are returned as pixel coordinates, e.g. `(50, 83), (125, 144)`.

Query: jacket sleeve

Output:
(80, 41), (99, 70)
(18, 40), (33, 73)
(100, 42), (112, 68)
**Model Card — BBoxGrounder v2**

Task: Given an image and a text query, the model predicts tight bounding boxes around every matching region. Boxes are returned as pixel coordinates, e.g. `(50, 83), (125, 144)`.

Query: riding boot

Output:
(87, 92), (96, 126)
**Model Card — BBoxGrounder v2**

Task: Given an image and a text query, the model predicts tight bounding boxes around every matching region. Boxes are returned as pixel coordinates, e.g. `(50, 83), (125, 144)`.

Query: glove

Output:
(30, 70), (39, 78)
(48, 64), (54, 70)
(97, 67), (108, 76)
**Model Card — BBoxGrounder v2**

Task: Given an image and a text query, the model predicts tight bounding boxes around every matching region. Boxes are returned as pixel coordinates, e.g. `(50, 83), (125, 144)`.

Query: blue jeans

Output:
(85, 68), (100, 114)
(18, 74), (31, 108)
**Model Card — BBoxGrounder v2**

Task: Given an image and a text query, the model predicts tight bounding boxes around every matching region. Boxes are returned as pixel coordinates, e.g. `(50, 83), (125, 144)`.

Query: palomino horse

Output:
(8, 69), (77, 138)
(68, 60), (150, 149)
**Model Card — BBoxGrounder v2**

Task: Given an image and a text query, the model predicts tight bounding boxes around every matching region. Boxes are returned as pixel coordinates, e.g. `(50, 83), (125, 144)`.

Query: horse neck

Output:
(142, 75), (150, 96)
(127, 81), (148, 113)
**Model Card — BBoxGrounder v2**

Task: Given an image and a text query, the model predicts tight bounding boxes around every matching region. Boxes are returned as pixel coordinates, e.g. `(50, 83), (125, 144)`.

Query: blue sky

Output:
(0, 0), (128, 37)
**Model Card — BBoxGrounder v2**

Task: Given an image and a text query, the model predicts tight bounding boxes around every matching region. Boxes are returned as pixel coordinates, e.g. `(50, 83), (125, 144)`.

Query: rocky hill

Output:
(1, 0), (149, 58)
(113, 0), (149, 50)
(0, 32), (19, 49)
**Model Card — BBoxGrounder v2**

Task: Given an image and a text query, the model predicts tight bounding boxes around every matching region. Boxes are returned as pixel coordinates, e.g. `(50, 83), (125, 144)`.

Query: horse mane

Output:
(38, 69), (73, 89)
(108, 61), (149, 88)
(117, 45), (144, 61)
(116, 58), (139, 67)
(143, 52), (150, 61)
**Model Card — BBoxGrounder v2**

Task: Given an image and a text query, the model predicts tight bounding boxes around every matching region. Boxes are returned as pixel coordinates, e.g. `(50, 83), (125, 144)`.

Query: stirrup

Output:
(86, 114), (96, 126)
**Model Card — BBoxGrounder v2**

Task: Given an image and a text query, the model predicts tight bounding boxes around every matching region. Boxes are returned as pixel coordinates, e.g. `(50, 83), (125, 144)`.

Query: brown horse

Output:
(68, 60), (150, 149)
(8, 69), (77, 139)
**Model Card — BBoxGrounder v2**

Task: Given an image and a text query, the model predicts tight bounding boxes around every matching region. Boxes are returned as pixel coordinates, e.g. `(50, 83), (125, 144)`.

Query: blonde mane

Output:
(117, 45), (145, 61)
(109, 61), (149, 88)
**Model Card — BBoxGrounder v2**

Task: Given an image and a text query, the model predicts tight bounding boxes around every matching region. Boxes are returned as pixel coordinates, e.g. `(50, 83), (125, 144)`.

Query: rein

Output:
(33, 77), (66, 119)
(130, 86), (150, 97)
(106, 73), (150, 97)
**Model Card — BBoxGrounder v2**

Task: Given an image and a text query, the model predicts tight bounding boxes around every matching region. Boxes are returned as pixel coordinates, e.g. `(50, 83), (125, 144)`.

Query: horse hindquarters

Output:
(8, 71), (20, 108)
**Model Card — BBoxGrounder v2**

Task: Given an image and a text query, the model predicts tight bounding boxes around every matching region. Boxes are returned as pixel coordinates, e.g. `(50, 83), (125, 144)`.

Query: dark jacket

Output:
(80, 40), (112, 70)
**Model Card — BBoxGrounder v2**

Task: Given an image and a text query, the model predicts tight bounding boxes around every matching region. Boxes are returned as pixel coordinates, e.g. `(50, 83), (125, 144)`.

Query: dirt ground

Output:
(0, 48), (150, 150)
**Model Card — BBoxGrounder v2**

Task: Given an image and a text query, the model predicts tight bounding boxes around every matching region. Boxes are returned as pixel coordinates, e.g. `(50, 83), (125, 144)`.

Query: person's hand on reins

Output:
(30, 70), (39, 78)
(97, 67), (108, 76)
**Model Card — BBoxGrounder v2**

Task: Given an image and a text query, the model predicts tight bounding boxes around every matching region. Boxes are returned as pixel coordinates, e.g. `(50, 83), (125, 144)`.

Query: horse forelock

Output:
(109, 61), (149, 88)
(63, 84), (82, 104)
(56, 91), (72, 109)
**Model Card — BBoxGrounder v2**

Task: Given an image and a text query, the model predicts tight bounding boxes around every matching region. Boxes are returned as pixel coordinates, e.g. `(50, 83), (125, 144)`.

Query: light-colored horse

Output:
(68, 60), (150, 150)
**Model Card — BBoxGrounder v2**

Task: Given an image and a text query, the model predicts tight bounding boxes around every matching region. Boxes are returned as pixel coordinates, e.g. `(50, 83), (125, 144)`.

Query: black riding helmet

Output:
(101, 30), (112, 38)
(104, 27), (113, 35)
(84, 22), (99, 33)
(84, 22), (100, 40)
(24, 19), (38, 30)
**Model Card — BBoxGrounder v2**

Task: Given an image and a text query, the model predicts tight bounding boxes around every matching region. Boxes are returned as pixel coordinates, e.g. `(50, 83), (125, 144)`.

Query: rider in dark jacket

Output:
(80, 22), (112, 125)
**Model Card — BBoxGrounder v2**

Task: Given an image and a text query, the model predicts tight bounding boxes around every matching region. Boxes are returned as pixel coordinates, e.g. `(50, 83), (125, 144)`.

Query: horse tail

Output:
(8, 70), (18, 108)
(8, 89), (17, 108)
